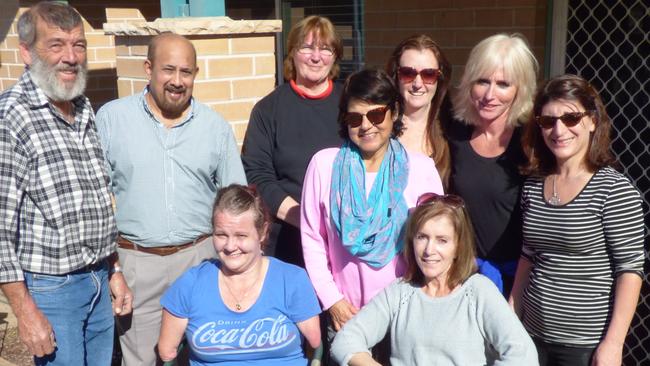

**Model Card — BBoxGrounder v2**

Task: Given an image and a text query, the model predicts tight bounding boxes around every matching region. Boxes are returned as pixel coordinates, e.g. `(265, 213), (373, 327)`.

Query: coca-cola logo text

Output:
(191, 315), (298, 355)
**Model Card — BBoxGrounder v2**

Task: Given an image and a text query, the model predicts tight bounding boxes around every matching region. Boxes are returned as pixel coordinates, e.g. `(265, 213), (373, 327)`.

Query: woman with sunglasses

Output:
(301, 69), (443, 355)
(331, 193), (537, 365)
(509, 74), (644, 366)
(449, 33), (538, 296)
(386, 34), (452, 189)
(241, 16), (343, 267)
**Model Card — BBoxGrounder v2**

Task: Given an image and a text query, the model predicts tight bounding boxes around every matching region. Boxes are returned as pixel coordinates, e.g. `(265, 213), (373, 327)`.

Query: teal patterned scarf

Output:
(329, 138), (409, 268)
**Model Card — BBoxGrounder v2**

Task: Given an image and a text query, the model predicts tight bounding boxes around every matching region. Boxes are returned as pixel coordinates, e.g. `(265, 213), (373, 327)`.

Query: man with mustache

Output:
(0, 2), (132, 365)
(95, 33), (246, 366)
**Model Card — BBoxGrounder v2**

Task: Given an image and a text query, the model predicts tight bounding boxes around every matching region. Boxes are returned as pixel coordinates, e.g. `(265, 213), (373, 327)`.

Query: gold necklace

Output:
(220, 264), (263, 311)
(547, 175), (561, 206)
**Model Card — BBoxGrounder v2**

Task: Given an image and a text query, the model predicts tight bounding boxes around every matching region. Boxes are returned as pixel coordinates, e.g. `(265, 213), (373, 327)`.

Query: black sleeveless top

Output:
(447, 121), (527, 261)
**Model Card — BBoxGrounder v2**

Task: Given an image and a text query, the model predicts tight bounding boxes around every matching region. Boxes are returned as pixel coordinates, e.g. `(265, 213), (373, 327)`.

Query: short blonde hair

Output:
(283, 16), (342, 81)
(452, 33), (539, 127)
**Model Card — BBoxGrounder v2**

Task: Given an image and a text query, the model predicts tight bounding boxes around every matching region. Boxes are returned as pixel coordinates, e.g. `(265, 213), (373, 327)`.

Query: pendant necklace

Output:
(547, 175), (562, 206)
(220, 265), (262, 311)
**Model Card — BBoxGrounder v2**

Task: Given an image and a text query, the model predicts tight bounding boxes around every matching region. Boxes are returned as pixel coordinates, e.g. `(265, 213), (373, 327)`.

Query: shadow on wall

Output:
(87, 68), (119, 110)
(0, 1), (19, 67)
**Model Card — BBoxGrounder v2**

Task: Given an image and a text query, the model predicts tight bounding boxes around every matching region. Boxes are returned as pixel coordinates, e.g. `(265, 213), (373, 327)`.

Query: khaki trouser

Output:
(116, 237), (215, 366)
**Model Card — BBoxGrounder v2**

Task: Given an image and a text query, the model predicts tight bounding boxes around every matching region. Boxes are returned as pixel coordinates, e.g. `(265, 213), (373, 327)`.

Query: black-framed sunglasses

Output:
(535, 111), (593, 129)
(416, 192), (465, 208)
(343, 106), (390, 128)
(397, 66), (442, 85)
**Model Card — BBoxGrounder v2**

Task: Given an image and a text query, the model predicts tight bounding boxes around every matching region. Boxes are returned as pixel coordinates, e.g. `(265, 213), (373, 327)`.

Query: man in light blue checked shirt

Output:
(95, 33), (246, 366)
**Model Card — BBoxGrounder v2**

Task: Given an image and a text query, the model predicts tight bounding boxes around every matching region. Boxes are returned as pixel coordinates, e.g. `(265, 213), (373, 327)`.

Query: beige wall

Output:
(364, 0), (548, 83)
(114, 33), (277, 143)
(0, 1), (277, 146)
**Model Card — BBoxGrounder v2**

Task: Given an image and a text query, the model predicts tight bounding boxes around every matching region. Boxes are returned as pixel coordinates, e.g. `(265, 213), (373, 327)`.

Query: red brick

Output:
(496, 0), (542, 6)
(443, 48), (472, 68)
(395, 11), (423, 29)
(475, 9), (513, 27)
(453, 0), (496, 8)
(514, 8), (546, 27)
(437, 10), (475, 28)
(455, 29), (496, 47)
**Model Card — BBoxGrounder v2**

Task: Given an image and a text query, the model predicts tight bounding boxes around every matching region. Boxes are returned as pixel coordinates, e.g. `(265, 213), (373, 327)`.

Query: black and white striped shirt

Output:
(520, 167), (645, 346)
(0, 71), (116, 283)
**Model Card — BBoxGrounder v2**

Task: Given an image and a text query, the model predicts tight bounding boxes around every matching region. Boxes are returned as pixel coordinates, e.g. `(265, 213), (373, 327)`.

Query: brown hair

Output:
(522, 74), (616, 176)
(18, 1), (83, 48)
(283, 16), (342, 81)
(402, 199), (477, 289)
(212, 184), (271, 248)
(386, 34), (452, 188)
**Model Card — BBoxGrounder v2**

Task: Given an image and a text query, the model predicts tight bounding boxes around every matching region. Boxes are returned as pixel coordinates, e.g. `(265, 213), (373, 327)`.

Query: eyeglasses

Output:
(535, 111), (593, 129)
(297, 44), (334, 57)
(397, 66), (442, 85)
(416, 192), (465, 208)
(343, 106), (390, 128)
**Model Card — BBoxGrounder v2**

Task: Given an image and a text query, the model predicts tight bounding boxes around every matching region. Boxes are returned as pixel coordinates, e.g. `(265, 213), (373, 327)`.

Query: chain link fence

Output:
(564, 0), (649, 364)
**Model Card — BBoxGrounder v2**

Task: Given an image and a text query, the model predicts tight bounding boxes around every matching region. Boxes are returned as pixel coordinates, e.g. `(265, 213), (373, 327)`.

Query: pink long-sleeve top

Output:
(301, 147), (444, 310)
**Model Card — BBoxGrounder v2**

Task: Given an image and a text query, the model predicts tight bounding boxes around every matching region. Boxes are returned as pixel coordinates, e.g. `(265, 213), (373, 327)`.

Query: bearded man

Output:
(0, 2), (131, 366)
(95, 33), (246, 366)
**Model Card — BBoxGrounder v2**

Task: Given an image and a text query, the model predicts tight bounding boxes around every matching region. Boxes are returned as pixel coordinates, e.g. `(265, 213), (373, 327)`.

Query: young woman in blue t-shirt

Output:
(158, 185), (321, 366)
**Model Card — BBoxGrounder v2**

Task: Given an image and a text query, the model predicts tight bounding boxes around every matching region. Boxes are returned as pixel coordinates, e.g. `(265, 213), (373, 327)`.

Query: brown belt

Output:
(117, 234), (210, 256)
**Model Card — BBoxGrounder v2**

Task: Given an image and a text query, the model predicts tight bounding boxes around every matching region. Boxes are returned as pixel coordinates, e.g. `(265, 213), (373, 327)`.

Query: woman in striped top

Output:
(509, 74), (645, 366)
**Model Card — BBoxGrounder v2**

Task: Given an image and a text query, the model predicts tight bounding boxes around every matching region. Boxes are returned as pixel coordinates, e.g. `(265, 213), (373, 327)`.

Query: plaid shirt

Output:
(0, 71), (117, 282)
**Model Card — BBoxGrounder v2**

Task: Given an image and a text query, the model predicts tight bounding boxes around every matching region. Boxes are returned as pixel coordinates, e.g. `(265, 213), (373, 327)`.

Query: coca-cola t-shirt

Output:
(161, 257), (321, 365)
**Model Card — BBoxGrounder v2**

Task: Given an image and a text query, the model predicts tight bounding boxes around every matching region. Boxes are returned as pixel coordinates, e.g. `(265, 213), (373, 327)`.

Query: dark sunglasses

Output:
(397, 66), (442, 84)
(535, 111), (593, 129)
(416, 192), (465, 208)
(343, 106), (390, 128)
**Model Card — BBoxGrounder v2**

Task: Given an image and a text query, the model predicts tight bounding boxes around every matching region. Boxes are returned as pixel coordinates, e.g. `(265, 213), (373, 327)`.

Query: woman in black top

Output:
(241, 16), (343, 266)
(448, 33), (538, 296)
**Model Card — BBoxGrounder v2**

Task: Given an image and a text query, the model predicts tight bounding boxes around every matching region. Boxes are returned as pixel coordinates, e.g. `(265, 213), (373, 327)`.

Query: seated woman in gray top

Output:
(331, 193), (537, 366)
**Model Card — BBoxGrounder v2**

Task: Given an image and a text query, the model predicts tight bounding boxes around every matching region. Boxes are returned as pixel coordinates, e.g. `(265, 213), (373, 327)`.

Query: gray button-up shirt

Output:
(95, 88), (246, 247)
(0, 71), (116, 282)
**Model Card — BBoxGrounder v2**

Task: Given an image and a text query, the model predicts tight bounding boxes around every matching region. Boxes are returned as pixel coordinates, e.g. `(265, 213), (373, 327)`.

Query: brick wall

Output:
(0, 1), (160, 109)
(364, 0), (548, 83)
(1, 0), (547, 140)
(0, 1), (278, 146)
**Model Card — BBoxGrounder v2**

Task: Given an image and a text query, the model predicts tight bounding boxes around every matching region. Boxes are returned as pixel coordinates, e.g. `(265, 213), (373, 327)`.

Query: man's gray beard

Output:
(29, 52), (88, 102)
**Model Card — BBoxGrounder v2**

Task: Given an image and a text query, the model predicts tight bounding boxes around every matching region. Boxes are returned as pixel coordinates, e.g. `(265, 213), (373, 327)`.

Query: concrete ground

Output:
(0, 293), (25, 366)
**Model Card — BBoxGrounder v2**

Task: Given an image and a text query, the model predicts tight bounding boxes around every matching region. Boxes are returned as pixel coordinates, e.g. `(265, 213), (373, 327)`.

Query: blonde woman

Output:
(449, 33), (539, 295)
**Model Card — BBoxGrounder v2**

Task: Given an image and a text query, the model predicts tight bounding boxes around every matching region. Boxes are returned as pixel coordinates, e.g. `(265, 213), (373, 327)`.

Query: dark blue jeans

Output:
(24, 264), (114, 366)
